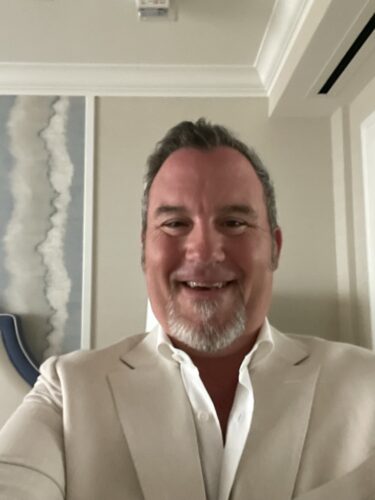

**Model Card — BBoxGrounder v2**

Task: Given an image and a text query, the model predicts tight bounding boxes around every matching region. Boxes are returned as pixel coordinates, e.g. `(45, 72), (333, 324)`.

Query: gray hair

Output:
(142, 118), (278, 236)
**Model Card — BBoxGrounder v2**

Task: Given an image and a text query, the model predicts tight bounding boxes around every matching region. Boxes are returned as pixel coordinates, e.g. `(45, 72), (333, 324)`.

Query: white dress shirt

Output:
(156, 319), (274, 500)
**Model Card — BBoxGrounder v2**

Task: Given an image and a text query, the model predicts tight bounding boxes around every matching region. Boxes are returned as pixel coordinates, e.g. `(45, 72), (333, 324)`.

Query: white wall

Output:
(94, 96), (338, 348)
(331, 74), (375, 348)
(361, 112), (375, 344)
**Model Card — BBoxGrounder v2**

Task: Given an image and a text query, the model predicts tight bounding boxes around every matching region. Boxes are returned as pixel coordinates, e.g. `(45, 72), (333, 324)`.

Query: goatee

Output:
(166, 295), (246, 353)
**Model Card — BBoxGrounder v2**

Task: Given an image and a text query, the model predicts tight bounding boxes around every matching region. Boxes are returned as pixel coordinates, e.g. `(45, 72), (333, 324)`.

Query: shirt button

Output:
(237, 413), (243, 422)
(197, 411), (210, 422)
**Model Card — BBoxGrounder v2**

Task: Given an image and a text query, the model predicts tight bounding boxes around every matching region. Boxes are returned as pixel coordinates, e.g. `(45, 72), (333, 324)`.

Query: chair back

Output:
(0, 313), (40, 386)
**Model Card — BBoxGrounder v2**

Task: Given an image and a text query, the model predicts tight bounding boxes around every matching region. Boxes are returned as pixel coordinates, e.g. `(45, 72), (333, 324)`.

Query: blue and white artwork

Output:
(0, 96), (85, 364)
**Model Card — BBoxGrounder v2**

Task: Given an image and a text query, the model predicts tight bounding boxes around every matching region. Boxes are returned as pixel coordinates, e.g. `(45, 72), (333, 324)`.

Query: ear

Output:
(271, 226), (282, 270)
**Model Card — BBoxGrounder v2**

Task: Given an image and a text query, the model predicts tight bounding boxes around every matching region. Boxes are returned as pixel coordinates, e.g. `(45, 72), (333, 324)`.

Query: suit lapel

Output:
(107, 331), (206, 500)
(232, 330), (320, 500)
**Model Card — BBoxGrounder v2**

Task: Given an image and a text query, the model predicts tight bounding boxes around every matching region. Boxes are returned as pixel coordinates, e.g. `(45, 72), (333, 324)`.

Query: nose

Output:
(185, 223), (225, 264)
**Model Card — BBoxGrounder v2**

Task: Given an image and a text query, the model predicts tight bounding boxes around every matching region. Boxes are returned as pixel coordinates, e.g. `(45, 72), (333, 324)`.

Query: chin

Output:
(166, 297), (246, 353)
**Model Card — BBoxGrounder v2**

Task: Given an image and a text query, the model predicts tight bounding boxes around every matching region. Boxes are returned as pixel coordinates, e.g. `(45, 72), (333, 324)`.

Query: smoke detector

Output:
(135, 0), (177, 21)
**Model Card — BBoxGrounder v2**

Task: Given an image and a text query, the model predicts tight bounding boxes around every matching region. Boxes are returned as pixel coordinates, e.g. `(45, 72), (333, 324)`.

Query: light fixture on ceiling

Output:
(135, 0), (177, 21)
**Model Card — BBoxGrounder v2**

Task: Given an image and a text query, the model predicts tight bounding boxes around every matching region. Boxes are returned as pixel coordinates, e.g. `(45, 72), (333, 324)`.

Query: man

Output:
(1, 118), (375, 500)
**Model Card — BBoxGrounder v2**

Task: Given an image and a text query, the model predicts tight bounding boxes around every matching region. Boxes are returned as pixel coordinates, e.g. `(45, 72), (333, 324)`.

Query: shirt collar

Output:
(155, 318), (274, 370)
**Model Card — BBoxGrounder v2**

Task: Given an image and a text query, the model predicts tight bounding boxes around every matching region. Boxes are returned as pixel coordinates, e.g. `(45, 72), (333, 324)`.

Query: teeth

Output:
(186, 281), (226, 289)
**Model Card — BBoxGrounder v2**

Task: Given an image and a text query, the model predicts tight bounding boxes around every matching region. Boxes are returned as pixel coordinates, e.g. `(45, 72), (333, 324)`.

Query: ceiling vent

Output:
(318, 13), (375, 94)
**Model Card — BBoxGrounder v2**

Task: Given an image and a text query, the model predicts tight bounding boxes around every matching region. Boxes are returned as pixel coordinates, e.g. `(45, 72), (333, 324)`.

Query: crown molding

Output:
(255, 0), (316, 92)
(0, 63), (265, 97)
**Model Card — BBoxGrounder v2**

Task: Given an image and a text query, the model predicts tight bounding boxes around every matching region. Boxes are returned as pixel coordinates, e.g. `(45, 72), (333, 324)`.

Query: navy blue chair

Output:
(0, 313), (40, 386)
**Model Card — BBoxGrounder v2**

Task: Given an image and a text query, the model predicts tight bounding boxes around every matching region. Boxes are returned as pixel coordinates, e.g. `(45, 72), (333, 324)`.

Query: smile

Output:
(182, 281), (232, 290)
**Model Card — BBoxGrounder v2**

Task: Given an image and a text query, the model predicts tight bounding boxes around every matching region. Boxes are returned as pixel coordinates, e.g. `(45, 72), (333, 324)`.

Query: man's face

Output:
(143, 146), (282, 354)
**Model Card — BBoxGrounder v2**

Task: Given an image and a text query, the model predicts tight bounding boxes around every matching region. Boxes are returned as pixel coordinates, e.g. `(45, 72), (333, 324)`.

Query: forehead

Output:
(148, 146), (265, 209)
(148, 146), (264, 209)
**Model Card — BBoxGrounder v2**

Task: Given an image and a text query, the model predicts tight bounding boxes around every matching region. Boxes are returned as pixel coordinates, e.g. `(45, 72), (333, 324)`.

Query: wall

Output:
(331, 74), (375, 348)
(94, 96), (338, 348)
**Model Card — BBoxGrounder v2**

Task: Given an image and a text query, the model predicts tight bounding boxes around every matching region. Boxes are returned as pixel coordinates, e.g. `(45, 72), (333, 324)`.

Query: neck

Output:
(170, 333), (259, 442)
(169, 326), (259, 359)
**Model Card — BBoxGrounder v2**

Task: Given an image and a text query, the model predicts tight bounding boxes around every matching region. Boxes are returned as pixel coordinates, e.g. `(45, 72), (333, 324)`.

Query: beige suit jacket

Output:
(1, 326), (375, 500)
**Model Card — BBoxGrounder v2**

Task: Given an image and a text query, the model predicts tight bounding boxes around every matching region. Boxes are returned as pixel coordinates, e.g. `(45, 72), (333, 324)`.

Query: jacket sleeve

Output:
(0, 356), (65, 499)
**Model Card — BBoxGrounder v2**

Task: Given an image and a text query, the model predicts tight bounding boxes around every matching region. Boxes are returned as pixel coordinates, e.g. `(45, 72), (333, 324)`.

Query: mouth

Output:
(180, 280), (234, 291)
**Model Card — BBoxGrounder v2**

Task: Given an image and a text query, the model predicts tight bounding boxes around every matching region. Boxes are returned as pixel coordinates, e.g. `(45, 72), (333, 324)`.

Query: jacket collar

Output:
(108, 327), (206, 500)
(232, 326), (320, 500)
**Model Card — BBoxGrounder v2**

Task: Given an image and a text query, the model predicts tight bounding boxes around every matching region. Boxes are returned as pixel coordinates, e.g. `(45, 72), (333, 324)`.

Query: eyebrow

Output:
(154, 205), (187, 217)
(154, 204), (258, 219)
(218, 204), (258, 219)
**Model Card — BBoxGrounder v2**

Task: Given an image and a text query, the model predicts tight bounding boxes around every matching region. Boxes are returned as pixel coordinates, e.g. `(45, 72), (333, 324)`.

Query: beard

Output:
(166, 290), (246, 353)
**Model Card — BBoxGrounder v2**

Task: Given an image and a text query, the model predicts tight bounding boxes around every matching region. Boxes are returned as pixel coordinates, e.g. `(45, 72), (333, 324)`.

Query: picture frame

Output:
(0, 94), (94, 381)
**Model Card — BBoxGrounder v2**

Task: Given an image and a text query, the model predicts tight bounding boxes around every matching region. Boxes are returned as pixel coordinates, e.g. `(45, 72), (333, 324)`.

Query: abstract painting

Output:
(0, 96), (85, 365)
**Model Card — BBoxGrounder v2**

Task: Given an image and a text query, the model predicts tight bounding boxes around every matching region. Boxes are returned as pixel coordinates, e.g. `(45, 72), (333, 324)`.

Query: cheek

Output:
(228, 238), (263, 265)
(145, 233), (181, 279)
(227, 238), (273, 284)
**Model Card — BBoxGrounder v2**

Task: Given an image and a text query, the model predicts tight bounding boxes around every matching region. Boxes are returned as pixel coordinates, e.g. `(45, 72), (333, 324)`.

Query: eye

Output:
(224, 219), (247, 227)
(220, 218), (250, 234)
(160, 219), (191, 235)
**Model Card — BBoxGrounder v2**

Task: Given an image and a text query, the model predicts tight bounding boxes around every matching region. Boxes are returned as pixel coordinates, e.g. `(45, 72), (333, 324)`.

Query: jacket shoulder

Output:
(29, 332), (148, 408)
(278, 329), (375, 383)
(285, 331), (375, 361)
(46, 332), (148, 374)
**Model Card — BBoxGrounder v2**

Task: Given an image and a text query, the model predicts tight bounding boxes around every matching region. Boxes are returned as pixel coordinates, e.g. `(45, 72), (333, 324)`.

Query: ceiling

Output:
(0, 0), (374, 115)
